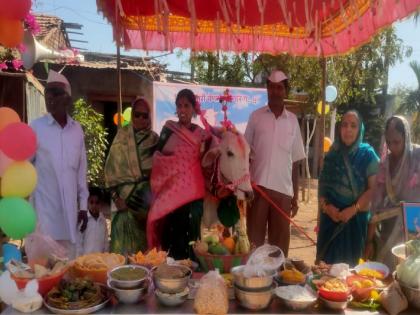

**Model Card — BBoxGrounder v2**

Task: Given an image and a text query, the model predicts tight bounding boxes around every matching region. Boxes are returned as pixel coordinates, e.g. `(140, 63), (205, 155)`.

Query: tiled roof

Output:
(43, 51), (165, 80)
(34, 14), (70, 50)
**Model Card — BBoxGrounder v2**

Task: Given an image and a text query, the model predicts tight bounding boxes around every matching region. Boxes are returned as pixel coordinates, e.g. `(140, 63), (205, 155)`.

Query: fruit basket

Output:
(193, 247), (250, 273)
(194, 200), (252, 273)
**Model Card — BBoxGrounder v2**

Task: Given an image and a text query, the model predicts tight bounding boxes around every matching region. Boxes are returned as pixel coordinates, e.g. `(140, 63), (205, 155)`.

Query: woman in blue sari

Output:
(316, 111), (379, 266)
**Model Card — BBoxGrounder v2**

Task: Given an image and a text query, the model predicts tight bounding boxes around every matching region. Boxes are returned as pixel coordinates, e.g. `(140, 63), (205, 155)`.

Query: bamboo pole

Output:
(319, 57), (327, 169)
(115, 0), (123, 128)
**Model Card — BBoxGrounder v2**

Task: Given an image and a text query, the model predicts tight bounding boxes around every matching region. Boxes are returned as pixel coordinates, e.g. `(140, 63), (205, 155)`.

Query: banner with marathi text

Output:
(152, 82), (268, 134)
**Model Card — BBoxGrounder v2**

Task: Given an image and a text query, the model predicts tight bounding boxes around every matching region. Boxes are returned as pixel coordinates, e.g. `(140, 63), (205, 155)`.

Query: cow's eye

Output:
(227, 150), (234, 157)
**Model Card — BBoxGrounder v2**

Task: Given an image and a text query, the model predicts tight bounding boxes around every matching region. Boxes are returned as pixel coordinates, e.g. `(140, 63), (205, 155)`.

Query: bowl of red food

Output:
(12, 267), (68, 296)
(318, 278), (350, 302)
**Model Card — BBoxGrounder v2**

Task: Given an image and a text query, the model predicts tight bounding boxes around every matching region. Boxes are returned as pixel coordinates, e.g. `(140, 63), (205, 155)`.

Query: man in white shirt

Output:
(80, 187), (109, 254)
(30, 70), (89, 259)
(244, 70), (306, 256)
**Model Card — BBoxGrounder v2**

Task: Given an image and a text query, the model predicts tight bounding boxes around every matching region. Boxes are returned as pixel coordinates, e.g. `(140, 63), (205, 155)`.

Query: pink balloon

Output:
(0, 149), (14, 176)
(0, 122), (37, 161)
(0, 0), (31, 19)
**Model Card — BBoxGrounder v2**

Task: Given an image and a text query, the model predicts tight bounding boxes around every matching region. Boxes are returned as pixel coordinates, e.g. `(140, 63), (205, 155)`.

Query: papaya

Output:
(208, 243), (229, 255)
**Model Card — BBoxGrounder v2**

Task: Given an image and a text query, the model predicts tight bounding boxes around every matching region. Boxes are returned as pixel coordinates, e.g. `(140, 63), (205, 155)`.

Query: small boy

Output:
(79, 187), (109, 254)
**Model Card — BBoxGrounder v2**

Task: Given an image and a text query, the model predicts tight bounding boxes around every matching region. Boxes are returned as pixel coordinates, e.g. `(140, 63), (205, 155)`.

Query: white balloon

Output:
(325, 85), (338, 102)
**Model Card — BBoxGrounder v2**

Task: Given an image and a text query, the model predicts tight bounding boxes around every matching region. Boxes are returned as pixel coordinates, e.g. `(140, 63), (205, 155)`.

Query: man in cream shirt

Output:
(245, 70), (305, 256)
(30, 70), (89, 259)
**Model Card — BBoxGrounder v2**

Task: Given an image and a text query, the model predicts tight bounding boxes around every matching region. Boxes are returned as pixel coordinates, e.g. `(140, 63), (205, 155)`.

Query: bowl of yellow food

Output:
(72, 253), (125, 284)
(278, 267), (306, 285)
(318, 278), (350, 302)
(354, 262), (389, 279)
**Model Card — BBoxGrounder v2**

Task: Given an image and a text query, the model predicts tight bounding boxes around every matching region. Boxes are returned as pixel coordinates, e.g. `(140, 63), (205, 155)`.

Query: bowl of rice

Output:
(274, 285), (317, 310)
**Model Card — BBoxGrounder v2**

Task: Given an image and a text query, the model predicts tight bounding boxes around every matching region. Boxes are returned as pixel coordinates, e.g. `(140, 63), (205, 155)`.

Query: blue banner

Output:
(152, 82), (268, 134)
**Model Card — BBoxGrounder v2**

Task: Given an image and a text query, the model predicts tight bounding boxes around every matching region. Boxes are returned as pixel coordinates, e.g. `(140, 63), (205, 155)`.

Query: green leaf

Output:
(71, 98), (108, 187)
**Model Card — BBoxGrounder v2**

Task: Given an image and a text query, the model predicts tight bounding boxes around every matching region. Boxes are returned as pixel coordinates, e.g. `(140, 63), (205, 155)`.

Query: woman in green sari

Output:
(105, 98), (159, 254)
(317, 111), (379, 266)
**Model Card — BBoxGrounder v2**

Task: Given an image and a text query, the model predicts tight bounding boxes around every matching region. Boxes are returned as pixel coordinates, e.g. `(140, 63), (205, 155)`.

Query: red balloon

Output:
(0, 122), (37, 161)
(0, 0), (31, 19)
(0, 17), (24, 48)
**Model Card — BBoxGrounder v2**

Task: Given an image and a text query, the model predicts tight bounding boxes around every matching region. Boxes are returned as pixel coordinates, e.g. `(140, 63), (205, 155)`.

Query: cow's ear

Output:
(202, 147), (220, 168)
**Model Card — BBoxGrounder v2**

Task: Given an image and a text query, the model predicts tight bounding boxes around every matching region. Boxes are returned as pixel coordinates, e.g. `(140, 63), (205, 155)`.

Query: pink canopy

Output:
(97, 0), (420, 56)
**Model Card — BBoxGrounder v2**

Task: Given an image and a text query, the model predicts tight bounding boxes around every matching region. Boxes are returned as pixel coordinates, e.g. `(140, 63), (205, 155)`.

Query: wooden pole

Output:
(115, 0), (123, 128)
(319, 57), (327, 171)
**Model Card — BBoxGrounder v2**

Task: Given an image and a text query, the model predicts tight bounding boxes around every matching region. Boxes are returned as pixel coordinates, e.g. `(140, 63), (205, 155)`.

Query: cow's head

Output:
(202, 130), (253, 201)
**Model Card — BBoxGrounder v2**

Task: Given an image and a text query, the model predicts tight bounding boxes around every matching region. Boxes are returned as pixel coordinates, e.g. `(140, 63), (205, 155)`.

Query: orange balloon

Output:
(113, 113), (124, 126)
(0, 107), (21, 131)
(0, 18), (24, 48)
(323, 137), (332, 153)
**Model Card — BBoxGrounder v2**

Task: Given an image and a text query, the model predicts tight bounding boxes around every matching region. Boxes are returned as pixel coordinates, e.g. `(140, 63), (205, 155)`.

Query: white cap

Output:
(47, 70), (71, 96)
(267, 70), (288, 83)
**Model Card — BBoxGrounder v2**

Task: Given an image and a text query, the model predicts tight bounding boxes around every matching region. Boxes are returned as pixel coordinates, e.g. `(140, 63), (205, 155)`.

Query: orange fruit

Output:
(222, 237), (235, 254)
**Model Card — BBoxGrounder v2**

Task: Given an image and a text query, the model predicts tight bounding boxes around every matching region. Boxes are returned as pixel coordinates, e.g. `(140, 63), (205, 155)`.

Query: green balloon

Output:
(0, 197), (36, 239)
(123, 107), (132, 122)
(122, 120), (130, 127)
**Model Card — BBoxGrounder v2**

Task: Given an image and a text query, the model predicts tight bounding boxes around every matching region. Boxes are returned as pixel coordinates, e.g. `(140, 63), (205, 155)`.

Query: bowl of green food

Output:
(108, 265), (149, 289)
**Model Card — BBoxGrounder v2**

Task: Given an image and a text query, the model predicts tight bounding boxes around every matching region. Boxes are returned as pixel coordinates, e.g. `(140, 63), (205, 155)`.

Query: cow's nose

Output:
(244, 190), (254, 201)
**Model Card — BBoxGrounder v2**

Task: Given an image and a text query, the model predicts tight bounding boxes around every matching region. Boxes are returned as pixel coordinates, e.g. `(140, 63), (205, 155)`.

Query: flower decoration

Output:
(11, 59), (23, 70)
(218, 89), (236, 132)
(0, 62), (7, 71)
(24, 13), (41, 35)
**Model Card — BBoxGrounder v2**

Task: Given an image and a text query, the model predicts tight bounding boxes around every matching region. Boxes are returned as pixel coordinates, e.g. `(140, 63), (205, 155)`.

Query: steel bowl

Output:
(234, 284), (274, 310)
(398, 280), (420, 310)
(108, 265), (149, 289)
(107, 279), (148, 304)
(231, 265), (275, 290)
(274, 286), (317, 311)
(391, 243), (408, 265)
(152, 265), (192, 294)
(155, 287), (189, 307)
(319, 296), (352, 310)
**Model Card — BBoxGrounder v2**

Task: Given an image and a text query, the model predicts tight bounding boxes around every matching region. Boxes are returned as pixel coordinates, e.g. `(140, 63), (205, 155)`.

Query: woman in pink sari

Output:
(147, 89), (210, 259)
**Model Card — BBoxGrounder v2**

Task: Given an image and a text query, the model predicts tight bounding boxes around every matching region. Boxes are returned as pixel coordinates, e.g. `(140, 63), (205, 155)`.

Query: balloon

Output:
(123, 107), (132, 122)
(323, 137), (332, 153)
(0, 0), (31, 19)
(0, 197), (36, 239)
(325, 85), (338, 103)
(316, 101), (330, 115)
(113, 113), (124, 126)
(0, 122), (37, 161)
(0, 149), (14, 177)
(0, 17), (24, 48)
(0, 107), (20, 131)
(122, 120), (129, 127)
(1, 161), (37, 197)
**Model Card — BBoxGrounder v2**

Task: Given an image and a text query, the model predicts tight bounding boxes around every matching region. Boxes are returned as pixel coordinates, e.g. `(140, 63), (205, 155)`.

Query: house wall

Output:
(32, 65), (154, 107)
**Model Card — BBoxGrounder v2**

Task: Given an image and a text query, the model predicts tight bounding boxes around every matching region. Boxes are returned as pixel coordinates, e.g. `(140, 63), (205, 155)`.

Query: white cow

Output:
(201, 130), (253, 228)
